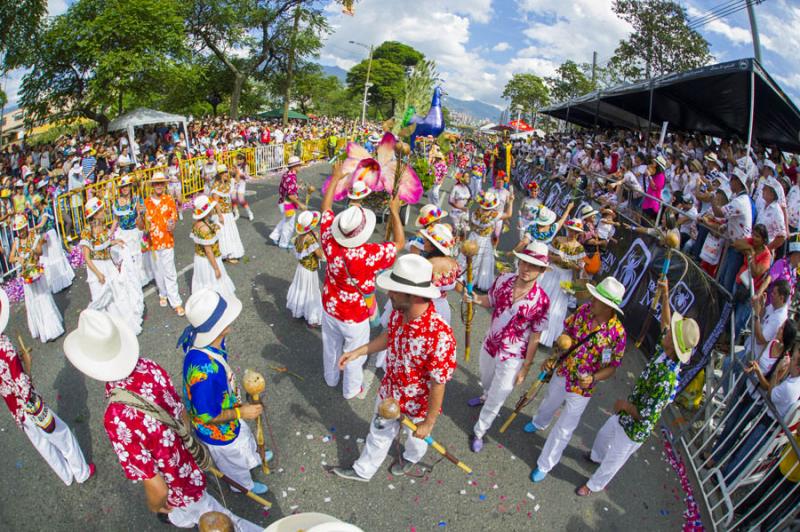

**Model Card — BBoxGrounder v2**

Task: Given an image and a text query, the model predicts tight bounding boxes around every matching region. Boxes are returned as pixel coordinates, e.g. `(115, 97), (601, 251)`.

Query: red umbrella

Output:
(508, 119), (532, 131)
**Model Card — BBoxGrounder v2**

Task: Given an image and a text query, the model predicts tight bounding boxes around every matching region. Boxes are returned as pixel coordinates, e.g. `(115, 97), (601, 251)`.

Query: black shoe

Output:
(332, 466), (369, 482)
(390, 458), (415, 476)
(156, 513), (177, 527)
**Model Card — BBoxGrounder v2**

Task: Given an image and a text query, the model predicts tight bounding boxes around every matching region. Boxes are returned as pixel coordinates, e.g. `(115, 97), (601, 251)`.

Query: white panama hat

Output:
(376, 254), (441, 299)
(192, 194), (217, 220)
(586, 276), (626, 314)
(420, 223), (456, 257)
(332, 206), (376, 248)
(670, 311), (700, 363)
(63, 310), (140, 382)
(178, 289), (242, 349)
(295, 210), (321, 234)
(513, 240), (551, 268)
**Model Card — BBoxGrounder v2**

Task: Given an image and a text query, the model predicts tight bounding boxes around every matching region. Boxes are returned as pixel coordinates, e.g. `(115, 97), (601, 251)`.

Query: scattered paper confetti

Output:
(604, 507), (608, 512)
(324, 497), (331, 503)
(306, 434), (313, 440)
(460, 490), (467, 495)
(438, 522), (446, 527)
(344, 435), (351, 440)
(409, 479), (415, 484)
(290, 505), (298, 511)
(321, 461), (327, 466)
(526, 493), (535, 501)
(296, 431), (301, 436)
(322, 436), (331, 443)
(281, 491), (287, 498)
(479, 494), (486, 501)
(661, 427), (704, 531)
(492, 484), (498, 489)
(287, 487), (296, 492)
(357, 438), (365, 443)
(388, 484), (395, 490)
(534, 504), (540, 512)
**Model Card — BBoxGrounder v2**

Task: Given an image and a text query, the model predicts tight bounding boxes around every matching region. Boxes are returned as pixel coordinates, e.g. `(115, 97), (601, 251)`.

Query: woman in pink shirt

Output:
(642, 156), (667, 221)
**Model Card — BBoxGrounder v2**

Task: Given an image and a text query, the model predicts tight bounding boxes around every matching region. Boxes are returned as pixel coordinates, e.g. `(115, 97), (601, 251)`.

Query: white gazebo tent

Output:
(107, 107), (191, 164)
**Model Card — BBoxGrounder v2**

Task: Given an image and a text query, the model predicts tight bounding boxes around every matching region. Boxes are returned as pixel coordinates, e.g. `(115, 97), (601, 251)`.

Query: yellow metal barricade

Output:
(179, 157), (207, 201)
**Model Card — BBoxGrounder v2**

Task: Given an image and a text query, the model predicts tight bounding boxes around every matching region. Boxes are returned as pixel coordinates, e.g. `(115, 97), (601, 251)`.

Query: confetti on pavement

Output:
(526, 493), (535, 501)
(534, 504), (540, 512)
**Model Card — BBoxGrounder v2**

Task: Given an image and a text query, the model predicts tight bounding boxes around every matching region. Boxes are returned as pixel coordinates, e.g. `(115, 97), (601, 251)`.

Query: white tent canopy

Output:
(108, 107), (191, 163)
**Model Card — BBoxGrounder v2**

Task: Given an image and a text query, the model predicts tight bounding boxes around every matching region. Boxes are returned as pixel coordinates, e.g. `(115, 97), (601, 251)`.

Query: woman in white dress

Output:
(190, 194), (236, 297)
(111, 175), (152, 286)
(9, 215), (64, 343)
(32, 193), (74, 293)
(79, 198), (143, 335)
(463, 191), (513, 292)
(211, 164), (245, 263)
(286, 210), (324, 328)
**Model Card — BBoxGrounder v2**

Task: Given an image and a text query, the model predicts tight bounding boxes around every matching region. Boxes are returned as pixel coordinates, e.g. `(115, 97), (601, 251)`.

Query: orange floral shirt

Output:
(145, 194), (177, 250)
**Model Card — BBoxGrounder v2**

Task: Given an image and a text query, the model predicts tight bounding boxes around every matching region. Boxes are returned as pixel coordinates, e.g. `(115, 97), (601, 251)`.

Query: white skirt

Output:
(110, 243), (145, 317)
(192, 255), (236, 298)
(23, 276), (64, 343)
(270, 213), (295, 249)
(286, 264), (322, 325)
(41, 229), (74, 293)
(218, 212), (244, 259)
(115, 227), (152, 286)
(470, 232), (495, 292)
(538, 264), (572, 347)
(87, 259), (143, 335)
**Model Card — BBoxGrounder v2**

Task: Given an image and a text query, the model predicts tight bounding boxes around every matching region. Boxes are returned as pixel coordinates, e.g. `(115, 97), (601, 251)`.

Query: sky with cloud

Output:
(3, 0), (798, 112)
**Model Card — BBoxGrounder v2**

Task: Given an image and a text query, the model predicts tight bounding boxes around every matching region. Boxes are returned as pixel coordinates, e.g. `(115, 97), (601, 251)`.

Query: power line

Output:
(687, 0), (747, 27)
(687, 0), (766, 29)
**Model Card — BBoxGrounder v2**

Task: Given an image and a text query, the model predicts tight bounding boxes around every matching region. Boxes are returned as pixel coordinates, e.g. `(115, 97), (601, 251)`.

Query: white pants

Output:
(532, 374), (591, 473)
(167, 490), (261, 531)
(352, 398), (428, 480)
(206, 422), (261, 491)
(586, 415), (641, 492)
(321, 312), (369, 399)
(270, 213), (295, 249)
(22, 411), (90, 485)
(473, 349), (524, 439)
(152, 247), (182, 308)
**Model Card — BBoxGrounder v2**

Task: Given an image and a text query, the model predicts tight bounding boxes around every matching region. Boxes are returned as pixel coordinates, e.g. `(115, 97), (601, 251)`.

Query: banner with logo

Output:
(531, 173), (730, 391)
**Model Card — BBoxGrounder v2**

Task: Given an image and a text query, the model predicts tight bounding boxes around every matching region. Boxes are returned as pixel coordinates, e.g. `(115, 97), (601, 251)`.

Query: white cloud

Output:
(47, 0), (69, 17)
(492, 42), (511, 52)
(1, 69), (26, 107)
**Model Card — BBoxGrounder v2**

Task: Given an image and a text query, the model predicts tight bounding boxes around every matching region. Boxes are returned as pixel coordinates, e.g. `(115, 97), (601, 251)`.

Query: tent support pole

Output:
(127, 125), (137, 165)
(645, 81), (654, 150)
(565, 104), (571, 134)
(594, 93), (600, 129)
(745, 70), (755, 169)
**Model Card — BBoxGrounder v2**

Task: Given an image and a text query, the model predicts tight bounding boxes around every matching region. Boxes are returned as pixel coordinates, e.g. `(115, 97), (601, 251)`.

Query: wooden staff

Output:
(207, 466), (271, 508)
(384, 141), (411, 241)
(635, 229), (680, 348)
(378, 398), (472, 474)
(460, 240), (479, 362)
(499, 334), (573, 433)
(242, 369), (270, 475)
(304, 184), (316, 207)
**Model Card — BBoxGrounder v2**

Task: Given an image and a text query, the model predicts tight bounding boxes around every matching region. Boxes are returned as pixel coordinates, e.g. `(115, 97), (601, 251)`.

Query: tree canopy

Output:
(0, 0), (47, 69)
(545, 61), (596, 103)
(609, 0), (711, 81)
(502, 73), (550, 113)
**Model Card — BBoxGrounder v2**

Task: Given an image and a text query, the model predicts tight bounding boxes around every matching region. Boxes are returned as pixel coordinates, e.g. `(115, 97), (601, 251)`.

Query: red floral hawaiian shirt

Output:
(104, 358), (206, 508)
(0, 335), (32, 428)
(556, 303), (627, 398)
(320, 209), (397, 323)
(380, 304), (457, 419)
(483, 274), (550, 361)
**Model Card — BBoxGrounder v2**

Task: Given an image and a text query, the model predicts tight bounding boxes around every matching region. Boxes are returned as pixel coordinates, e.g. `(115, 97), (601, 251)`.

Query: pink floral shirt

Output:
(483, 274), (550, 361)
(556, 303), (627, 398)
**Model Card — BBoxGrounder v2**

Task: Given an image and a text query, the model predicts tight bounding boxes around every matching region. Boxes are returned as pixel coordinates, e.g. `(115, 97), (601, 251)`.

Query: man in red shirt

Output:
(333, 254), (457, 481)
(63, 309), (260, 530)
(319, 163), (405, 399)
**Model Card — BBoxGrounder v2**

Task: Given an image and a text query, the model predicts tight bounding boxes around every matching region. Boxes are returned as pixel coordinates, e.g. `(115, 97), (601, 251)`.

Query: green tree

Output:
(372, 41), (424, 67)
(0, 0), (47, 69)
(502, 73), (550, 114)
(347, 58), (406, 119)
(18, 0), (189, 129)
(277, 63), (342, 114)
(610, 0), (711, 81)
(186, 0), (328, 120)
(545, 60), (596, 103)
(0, 89), (6, 109)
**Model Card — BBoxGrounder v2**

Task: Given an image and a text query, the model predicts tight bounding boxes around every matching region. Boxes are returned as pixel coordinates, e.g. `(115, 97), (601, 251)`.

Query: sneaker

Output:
(523, 421), (538, 433)
(159, 296), (168, 308)
(247, 209), (254, 221)
(530, 468), (547, 483)
(390, 458), (415, 476)
(332, 466), (369, 482)
(175, 306), (185, 317)
(234, 209), (240, 220)
(251, 482), (268, 494)
(178, 211), (183, 221)
(466, 396), (485, 407)
(346, 386), (364, 400)
(469, 434), (484, 453)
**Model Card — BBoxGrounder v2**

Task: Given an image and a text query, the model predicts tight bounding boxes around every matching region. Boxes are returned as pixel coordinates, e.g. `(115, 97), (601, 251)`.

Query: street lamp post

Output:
(350, 40), (373, 127)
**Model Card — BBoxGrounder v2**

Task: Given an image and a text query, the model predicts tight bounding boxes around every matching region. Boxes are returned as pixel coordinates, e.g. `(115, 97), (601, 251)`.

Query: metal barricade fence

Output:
(674, 356), (800, 531)
(0, 224), (18, 280)
(179, 157), (207, 200)
(254, 144), (286, 174)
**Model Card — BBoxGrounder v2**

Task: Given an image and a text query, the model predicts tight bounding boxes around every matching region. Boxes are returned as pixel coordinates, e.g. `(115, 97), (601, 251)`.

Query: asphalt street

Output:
(0, 163), (685, 531)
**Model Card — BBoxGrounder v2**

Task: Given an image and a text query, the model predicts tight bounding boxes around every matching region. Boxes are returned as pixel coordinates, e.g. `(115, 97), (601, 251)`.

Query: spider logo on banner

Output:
(612, 238), (652, 308)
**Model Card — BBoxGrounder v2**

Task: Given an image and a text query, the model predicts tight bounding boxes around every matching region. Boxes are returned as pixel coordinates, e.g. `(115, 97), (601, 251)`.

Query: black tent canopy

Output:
(541, 58), (800, 151)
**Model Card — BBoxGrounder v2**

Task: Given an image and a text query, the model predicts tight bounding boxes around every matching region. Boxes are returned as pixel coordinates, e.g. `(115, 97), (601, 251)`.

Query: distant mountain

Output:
(445, 97), (502, 122)
(321, 64), (348, 83)
(318, 64), (501, 122)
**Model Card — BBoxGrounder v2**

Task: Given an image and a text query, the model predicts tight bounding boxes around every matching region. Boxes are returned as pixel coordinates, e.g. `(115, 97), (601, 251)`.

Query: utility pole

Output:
(282, 4), (302, 126)
(591, 51), (598, 86)
(746, 0), (762, 63)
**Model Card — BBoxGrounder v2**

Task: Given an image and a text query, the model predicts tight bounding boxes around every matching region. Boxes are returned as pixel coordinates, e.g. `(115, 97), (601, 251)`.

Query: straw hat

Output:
(331, 206), (376, 248)
(535, 207), (556, 226)
(586, 276), (626, 314)
(670, 312), (700, 363)
(415, 204), (448, 227)
(63, 310), (139, 382)
(347, 181), (372, 201)
(704, 152), (720, 165)
(287, 156), (302, 168)
(513, 240), (550, 268)
(376, 254), (441, 299)
(0, 287), (9, 335)
(655, 155), (668, 170)
(84, 197), (104, 219)
(564, 218), (584, 233)
(477, 191), (499, 210)
(12, 215), (28, 232)
(689, 159), (703, 173)
(150, 171), (168, 183)
(216, 164), (228, 174)
(579, 205), (599, 219)
(178, 289), (242, 349)
(118, 175), (135, 188)
(420, 223), (456, 257)
(295, 210), (321, 234)
(192, 194), (217, 220)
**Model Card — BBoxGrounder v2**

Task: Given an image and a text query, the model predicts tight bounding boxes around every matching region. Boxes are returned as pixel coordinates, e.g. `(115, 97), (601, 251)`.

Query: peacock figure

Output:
(409, 86), (446, 150)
